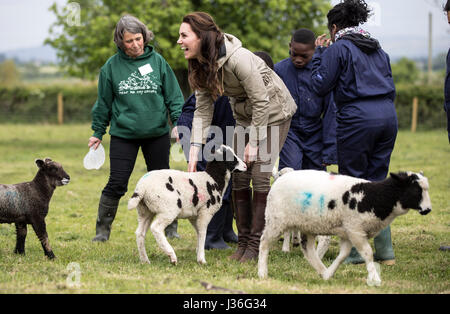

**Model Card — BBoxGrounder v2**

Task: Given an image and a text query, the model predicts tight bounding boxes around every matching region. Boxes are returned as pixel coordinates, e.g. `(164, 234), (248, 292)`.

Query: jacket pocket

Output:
(298, 90), (323, 118)
(231, 97), (252, 121)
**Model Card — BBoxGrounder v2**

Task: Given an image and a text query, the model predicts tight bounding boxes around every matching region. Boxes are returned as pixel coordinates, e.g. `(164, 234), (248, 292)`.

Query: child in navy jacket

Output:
(275, 28), (337, 171)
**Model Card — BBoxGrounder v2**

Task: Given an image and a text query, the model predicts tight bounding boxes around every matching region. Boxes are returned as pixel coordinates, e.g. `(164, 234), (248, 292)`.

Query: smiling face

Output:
(123, 31), (144, 58)
(177, 22), (202, 60)
(289, 41), (315, 68)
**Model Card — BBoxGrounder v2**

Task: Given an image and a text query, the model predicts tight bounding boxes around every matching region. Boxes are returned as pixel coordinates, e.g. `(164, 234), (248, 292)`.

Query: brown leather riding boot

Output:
(240, 190), (268, 263)
(228, 188), (252, 261)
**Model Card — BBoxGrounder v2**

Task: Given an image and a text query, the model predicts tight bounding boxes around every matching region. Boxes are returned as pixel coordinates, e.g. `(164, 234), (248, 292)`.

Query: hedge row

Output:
(0, 83), (446, 129)
(0, 85), (98, 124)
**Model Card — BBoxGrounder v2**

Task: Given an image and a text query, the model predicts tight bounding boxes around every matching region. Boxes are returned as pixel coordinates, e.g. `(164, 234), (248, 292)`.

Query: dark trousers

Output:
(278, 127), (325, 171)
(336, 99), (397, 181)
(102, 134), (170, 199)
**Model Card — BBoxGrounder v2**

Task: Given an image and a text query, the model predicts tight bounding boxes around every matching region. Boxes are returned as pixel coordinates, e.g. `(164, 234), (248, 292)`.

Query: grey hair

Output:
(114, 15), (154, 49)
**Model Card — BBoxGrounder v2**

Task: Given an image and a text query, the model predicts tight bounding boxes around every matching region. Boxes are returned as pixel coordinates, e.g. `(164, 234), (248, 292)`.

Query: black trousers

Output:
(102, 133), (170, 200)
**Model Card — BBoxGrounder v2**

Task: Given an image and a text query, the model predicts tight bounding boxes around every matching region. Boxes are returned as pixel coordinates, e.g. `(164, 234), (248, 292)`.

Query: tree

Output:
(0, 60), (21, 86)
(46, 0), (331, 82)
(391, 57), (420, 85)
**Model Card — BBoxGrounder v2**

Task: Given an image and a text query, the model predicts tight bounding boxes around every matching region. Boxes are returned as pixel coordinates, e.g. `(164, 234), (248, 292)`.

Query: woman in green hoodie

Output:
(90, 15), (184, 242)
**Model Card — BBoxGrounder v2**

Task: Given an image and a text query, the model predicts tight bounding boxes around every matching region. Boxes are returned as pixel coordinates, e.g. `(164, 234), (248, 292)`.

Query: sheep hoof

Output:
(197, 259), (207, 265)
(366, 272), (382, 287)
(258, 270), (268, 279)
(322, 271), (332, 280)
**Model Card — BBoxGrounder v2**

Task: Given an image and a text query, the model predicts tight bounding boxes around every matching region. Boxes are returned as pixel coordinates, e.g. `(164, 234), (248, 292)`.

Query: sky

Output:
(0, 0), (449, 60)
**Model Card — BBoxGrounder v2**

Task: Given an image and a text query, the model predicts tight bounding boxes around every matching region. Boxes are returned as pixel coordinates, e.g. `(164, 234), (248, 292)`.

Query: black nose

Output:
(419, 208), (431, 215)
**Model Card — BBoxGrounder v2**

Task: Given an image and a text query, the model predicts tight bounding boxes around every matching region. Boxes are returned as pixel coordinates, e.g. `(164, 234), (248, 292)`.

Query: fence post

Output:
(57, 92), (64, 125)
(411, 97), (418, 133)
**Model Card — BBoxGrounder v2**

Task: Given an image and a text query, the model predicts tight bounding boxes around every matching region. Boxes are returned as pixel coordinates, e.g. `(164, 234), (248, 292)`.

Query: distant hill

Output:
(0, 45), (58, 64)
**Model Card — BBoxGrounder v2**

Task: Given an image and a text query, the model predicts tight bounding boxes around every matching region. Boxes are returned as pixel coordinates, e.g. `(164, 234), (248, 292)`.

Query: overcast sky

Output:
(0, 0), (449, 59)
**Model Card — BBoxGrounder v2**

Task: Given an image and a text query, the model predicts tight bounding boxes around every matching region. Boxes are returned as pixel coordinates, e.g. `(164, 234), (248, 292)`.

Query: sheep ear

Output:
(215, 145), (224, 154)
(44, 157), (52, 164)
(419, 170), (424, 176)
(390, 172), (405, 183)
(35, 159), (45, 168)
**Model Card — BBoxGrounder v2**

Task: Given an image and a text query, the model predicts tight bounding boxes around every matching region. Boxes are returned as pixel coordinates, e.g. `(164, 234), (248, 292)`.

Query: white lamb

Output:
(128, 145), (246, 265)
(273, 167), (330, 257)
(258, 170), (432, 286)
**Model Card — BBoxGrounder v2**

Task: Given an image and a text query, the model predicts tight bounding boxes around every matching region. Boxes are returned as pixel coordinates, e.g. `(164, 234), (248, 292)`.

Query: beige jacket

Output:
(191, 33), (297, 147)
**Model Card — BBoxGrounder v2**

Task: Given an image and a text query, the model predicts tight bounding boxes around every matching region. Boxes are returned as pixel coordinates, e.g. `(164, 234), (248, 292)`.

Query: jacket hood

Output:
(217, 33), (242, 68)
(341, 33), (380, 54)
(118, 45), (154, 60)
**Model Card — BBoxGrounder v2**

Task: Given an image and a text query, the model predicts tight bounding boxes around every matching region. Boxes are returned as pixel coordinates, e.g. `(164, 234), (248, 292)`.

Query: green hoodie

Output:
(91, 46), (184, 140)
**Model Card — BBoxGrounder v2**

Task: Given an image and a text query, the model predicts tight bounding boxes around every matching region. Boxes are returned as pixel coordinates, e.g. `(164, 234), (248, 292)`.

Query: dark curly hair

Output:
(327, 0), (372, 30)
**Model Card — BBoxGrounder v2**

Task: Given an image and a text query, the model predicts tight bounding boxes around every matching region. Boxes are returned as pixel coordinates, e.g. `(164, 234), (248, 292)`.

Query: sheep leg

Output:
(192, 212), (212, 265)
(316, 235), (331, 260)
(30, 217), (55, 259)
(14, 223), (27, 255)
(322, 238), (352, 280)
(258, 225), (284, 279)
(150, 214), (178, 265)
(349, 235), (382, 286)
(135, 205), (153, 264)
(300, 234), (327, 276)
(293, 231), (301, 247)
(281, 230), (291, 252)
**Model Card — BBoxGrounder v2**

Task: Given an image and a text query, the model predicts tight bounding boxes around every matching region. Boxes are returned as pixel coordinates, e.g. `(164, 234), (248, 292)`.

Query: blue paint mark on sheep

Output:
(0, 190), (19, 207)
(318, 195), (325, 215)
(295, 192), (313, 213)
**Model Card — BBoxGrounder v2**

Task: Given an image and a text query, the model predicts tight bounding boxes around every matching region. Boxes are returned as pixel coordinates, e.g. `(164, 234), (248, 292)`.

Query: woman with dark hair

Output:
(177, 12), (296, 262)
(311, 0), (398, 264)
(90, 15), (184, 242)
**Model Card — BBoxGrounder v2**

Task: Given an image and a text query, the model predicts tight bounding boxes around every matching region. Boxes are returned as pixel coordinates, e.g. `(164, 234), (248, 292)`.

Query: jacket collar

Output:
(217, 33), (242, 69)
(118, 45), (153, 60)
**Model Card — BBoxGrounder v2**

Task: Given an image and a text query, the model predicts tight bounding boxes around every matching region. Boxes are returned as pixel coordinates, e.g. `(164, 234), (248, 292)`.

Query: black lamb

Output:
(0, 158), (70, 259)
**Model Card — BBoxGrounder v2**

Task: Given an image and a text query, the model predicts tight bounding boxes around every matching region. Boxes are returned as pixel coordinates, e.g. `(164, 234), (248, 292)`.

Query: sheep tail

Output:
(272, 167), (294, 181)
(128, 191), (143, 210)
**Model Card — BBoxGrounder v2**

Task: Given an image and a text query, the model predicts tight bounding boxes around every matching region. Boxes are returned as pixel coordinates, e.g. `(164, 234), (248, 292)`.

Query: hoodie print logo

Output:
(118, 71), (158, 95)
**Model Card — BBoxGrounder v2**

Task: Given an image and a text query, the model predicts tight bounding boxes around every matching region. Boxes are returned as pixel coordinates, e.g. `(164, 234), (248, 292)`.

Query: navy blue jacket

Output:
(275, 58), (337, 164)
(311, 39), (396, 108)
(176, 94), (236, 171)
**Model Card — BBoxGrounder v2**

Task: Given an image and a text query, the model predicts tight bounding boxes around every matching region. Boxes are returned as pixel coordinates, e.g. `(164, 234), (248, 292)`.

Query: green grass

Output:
(0, 124), (448, 294)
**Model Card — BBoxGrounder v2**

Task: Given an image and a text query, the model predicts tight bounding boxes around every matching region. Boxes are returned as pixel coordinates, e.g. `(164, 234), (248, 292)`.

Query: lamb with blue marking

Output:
(0, 158), (70, 259)
(258, 170), (432, 286)
(128, 145), (246, 265)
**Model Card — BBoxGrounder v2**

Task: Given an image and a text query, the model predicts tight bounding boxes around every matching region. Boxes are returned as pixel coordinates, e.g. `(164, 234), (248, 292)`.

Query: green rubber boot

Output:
(344, 247), (365, 264)
(92, 194), (120, 242)
(165, 220), (180, 239)
(374, 226), (395, 265)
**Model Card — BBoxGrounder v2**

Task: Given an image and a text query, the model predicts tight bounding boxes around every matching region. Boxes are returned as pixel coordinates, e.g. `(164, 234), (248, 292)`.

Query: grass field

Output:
(0, 124), (448, 294)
